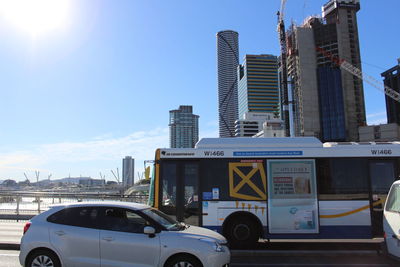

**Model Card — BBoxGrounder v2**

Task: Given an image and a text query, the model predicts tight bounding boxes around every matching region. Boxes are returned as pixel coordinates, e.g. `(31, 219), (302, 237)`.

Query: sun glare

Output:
(0, 0), (70, 37)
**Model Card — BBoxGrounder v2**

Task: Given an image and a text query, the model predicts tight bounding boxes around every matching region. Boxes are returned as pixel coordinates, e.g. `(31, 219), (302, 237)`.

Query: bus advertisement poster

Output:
(267, 160), (319, 234)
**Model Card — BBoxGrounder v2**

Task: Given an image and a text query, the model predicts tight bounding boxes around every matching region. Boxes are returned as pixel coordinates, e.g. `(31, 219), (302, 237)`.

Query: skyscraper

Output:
(285, 0), (366, 142)
(122, 156), (134, 188)
(217, 30), (239, 137)
(238, 54), (279, 120)
(169, 105), (199, 148)
(381, 59), (400, 124)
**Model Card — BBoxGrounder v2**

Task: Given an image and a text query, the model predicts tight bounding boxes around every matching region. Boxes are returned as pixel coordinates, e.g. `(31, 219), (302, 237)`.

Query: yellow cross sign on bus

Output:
(229, 162), (267, 200)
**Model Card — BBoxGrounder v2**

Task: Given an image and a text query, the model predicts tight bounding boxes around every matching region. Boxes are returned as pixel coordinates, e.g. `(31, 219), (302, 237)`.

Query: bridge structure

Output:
(0, 191), (148, 221)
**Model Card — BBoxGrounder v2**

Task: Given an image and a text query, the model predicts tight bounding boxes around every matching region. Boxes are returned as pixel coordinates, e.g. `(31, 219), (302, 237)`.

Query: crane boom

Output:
(340, 61), (400, 102)
(316, 46), (400, 103)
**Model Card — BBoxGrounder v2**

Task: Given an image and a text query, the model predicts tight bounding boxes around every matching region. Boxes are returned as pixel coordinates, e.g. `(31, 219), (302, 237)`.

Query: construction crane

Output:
(277, 0), (290, 136)
(23, 172), (30, 183)
(110, 168), (120, 184)
(316, 46), (400, 103)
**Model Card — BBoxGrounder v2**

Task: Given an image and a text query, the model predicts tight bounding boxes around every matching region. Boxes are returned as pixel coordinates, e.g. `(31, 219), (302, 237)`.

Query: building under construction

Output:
(285, 0), (366, 142)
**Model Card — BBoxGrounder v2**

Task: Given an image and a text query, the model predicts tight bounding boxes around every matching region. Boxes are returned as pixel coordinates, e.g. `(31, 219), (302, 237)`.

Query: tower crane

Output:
(277, 0), (290, 136)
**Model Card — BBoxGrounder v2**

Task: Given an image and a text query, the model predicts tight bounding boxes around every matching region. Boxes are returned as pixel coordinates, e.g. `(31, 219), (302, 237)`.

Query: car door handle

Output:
(55, 231), (65, 236)
(102, 237), (114, 242)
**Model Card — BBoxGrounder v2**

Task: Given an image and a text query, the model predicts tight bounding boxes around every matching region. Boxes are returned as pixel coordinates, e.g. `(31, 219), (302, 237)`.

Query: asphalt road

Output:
(3, 249), (399, 267)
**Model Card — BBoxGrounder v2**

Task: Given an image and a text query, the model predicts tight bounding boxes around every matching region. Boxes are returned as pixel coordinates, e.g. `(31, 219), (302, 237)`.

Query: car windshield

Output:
(141, 208), (183, 231)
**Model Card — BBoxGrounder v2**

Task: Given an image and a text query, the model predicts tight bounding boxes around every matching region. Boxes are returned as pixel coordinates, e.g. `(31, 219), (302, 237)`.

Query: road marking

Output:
(0, 253), (18, 257)
(232, 264), (389, 267)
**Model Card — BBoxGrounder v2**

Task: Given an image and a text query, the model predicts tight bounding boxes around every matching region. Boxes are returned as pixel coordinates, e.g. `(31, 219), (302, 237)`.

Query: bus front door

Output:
(369, 160), (397, 237)
(160, 161), (200, 226)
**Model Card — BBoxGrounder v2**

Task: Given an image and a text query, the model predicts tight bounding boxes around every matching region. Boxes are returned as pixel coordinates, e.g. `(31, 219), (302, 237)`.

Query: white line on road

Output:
(0, 254), (18, 257)
(232, 264), (390, 266)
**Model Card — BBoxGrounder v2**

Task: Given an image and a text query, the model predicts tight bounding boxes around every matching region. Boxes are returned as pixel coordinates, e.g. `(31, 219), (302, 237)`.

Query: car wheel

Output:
(225, 216), (259, 248)
(165, 255), (202, 267)
(26, 249), (61, 267)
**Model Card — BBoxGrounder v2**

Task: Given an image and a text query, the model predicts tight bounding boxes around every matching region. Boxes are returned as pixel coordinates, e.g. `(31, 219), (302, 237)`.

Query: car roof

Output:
(49, 201), (150, 210)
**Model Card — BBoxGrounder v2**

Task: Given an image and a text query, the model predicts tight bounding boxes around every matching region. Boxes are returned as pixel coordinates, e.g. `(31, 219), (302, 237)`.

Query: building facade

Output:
(169, 105), (199, 148)
(359, 123), (400, 142)
(235, 112), (284, 137)
(122, 156), (135, 188)
(285, 0), (366, 142)
(238, 54), (279, 120)
(217, 30), (239, 137)
(381, 59), (400, 124)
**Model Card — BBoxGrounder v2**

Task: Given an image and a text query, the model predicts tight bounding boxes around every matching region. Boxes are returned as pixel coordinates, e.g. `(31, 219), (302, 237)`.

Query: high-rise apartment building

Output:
(169, 105), (199, 148)
(286, 0), (366, 142)
(238, 54), (279, 120)
(122, 156), (134, 188)
(381, 59), (400, 124)
(217, 30), (239, 137)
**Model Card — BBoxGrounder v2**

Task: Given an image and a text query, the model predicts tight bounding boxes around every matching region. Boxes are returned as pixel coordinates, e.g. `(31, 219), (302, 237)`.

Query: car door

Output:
(383, 182), (400, 258)
(48, 206), (100, 267)
(98, 207), (161, 267)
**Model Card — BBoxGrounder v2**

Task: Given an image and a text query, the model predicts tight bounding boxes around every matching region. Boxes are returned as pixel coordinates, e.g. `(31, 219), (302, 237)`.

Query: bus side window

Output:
(317, 158), (369, 200)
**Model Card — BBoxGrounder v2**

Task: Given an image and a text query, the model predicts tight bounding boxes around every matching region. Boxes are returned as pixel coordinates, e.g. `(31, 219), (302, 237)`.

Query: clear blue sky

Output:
(0, 0), (398, 181)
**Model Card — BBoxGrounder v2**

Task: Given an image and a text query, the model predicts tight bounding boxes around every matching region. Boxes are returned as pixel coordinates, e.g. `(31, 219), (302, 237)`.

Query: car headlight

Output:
(199, 238), (225, 252)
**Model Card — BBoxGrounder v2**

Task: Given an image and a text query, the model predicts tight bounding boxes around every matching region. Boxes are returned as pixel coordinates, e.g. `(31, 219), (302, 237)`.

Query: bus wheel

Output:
(225, 216), (260, 248)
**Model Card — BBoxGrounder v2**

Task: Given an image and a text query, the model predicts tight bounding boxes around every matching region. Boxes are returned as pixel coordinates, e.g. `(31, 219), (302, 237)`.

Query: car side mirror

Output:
(144, 226), (156, 238)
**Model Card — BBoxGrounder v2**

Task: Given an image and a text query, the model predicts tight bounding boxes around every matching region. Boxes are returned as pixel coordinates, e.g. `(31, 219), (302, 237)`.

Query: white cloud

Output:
(0, 122), (219, 181)
(366, 111), (387, 125)
(0, 127), (169, 180)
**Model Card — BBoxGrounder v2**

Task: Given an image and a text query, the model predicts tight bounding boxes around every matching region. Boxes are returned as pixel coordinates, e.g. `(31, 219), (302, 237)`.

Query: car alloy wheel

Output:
(31, 255), (55, 267)
(172, 262), (194, 267)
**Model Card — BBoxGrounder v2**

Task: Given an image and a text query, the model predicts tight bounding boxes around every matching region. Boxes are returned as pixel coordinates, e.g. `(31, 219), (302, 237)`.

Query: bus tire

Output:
(224, 216), (260, 249)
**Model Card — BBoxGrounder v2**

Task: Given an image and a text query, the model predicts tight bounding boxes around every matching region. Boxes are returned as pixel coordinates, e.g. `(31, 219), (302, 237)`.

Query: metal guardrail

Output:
(0, 192), (149, 221)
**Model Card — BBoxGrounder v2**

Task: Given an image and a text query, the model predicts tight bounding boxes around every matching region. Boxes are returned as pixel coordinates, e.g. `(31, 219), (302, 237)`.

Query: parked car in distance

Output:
(383, 180), (400, 259)
(19, 201), (230, 267)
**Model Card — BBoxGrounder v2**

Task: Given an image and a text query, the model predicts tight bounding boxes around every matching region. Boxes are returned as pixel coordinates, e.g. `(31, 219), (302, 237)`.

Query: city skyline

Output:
(0, 0), (399, 181)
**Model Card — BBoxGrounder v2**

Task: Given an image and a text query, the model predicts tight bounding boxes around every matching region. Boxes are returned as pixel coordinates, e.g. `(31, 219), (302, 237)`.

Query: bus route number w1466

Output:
(204, 151), (224, 156)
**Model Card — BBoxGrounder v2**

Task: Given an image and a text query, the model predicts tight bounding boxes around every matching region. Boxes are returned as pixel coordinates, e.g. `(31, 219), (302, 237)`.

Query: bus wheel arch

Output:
(222, 211), (263, 248)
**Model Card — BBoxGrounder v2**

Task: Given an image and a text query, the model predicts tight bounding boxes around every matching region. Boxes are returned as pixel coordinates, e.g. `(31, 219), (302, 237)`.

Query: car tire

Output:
(165, 254), (202, 267)
(26, 249), (61, 267)
(225, 216), (260, 249)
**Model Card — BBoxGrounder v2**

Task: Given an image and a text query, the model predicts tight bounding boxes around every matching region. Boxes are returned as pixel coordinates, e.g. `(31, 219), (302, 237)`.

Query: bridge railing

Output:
(0, 192), (149, 221)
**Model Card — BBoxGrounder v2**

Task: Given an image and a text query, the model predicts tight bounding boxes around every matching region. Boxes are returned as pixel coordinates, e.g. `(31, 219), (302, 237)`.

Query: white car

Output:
(383, 180), (400, 259)
(19, 201), (230, 267)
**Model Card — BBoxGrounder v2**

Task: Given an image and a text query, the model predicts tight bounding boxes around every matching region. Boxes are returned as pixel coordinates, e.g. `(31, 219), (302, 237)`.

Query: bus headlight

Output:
(199, 238), (225, 252)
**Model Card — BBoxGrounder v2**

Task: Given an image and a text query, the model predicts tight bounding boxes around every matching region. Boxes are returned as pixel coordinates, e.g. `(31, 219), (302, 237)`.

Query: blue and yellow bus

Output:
(148, 137), (400, 247)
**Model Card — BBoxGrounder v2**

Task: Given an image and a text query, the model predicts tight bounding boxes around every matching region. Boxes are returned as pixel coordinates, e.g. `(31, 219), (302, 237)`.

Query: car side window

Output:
(98, 207), (148, 233)
(47, 207), (99, 229)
